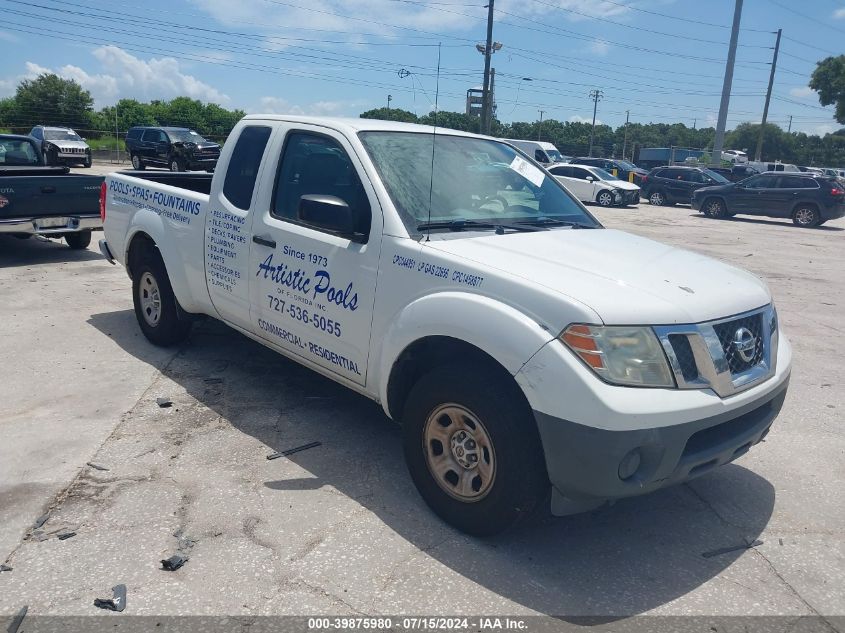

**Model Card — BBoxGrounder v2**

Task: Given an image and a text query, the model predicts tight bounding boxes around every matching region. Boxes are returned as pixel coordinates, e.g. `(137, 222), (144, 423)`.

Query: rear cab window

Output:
(223, 126), (273, 210)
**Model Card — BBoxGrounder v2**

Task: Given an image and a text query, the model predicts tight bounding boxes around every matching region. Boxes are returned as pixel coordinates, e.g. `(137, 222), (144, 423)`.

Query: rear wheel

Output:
(648, 190), (666, 206)
(131, 154), (145, 170)
(792, 205), (820, 227)
(65, 231), (92, 250)
(596, 190), (614, 207)
(132, 251), (192, 346)
(402, 364), (549, 536)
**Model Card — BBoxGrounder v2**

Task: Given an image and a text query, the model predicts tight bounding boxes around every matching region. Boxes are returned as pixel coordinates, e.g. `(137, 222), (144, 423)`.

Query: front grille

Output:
(668, 334), (698, 381)
(712, 314), (764, 373)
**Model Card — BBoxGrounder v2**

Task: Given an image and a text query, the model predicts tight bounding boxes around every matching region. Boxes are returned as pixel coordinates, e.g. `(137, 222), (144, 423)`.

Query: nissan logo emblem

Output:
(733, 327), (757, 363)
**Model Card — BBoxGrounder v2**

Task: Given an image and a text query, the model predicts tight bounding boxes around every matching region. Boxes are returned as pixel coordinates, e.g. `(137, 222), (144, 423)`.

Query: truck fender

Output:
(124, 209), (204, 314)
(376, 291), (558, 418)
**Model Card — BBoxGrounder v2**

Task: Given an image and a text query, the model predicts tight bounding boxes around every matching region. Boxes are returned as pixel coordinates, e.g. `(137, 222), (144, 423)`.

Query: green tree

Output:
(810, 55), (845, 124)
(360, 107), (418, 123)
(10, 73), (94, 130)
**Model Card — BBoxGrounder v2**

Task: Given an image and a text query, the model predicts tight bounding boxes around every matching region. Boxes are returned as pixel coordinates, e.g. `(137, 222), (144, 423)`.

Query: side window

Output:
(778, 176), (803, 189)
(549, 166), (571, 177)
(746, 175), (778, 189)
(222, 126), (272, 210)
(534, 149), (548, 163)
(142, 129), (158, 142)
(272, 132), (371, 236)
(31, 128), (42, 140)
(664, 169), (683, 180)
(683, 170), (705, 183)
(572, 167), (591, 180)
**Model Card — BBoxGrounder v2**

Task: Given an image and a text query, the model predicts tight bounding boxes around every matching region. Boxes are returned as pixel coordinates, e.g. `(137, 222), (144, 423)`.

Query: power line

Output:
(766, 0), (845, 35)
(592, 0), (775, 32)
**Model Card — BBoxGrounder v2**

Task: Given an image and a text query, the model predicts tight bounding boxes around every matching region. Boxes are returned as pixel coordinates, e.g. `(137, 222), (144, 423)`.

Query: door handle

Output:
(252, 235), (276, 248)
(40, 186), (56, 193)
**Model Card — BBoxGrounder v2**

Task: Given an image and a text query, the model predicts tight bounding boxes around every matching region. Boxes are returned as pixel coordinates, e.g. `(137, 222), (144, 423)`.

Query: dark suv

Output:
(569, 157), (648, 186)
(125, 126), (220, 172)
(642, 166), (730, 206)
(692, 172), (845, 227)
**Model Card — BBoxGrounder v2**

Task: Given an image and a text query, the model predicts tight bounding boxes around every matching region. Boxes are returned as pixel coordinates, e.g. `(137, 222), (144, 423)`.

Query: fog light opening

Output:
(618, 448), (642, 481)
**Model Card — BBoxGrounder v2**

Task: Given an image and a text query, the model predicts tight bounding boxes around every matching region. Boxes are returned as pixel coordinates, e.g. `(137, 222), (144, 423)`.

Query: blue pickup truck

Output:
(0, 134), (104, 249)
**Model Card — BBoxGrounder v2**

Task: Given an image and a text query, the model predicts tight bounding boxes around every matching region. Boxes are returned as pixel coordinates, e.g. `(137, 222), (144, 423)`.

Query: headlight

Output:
(560, 324), (675, 388)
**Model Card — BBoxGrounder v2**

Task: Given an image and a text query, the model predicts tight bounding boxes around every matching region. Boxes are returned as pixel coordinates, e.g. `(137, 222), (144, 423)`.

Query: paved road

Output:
(0, 195), (843, 620)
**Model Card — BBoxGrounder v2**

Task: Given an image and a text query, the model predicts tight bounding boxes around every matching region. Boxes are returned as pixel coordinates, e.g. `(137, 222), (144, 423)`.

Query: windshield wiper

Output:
(517, 217), (599, 229)
(417, 219), (541, 233)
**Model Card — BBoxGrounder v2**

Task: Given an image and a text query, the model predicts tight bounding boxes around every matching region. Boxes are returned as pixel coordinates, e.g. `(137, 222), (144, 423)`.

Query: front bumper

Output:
(187, 157), (219, 170)
(534, 377), (788, 510)
(0, 215), (101, 235)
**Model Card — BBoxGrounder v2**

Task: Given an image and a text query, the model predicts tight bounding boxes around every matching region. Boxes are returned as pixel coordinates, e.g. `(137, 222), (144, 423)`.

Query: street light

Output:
(476, 40), (503, 134)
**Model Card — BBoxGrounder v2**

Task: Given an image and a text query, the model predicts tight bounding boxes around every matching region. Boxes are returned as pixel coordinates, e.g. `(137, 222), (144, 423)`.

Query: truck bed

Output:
(0, 170), (104, 223)
(115, 171), (213, 195)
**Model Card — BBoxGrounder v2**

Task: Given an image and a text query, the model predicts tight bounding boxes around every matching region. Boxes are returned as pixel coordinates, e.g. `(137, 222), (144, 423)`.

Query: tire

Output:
(402, 364), (549, 536)
(792, 205), (820, 227)
(596, 190), (614, 207)
(648, 190), (666, 206)
(131, 154), (145, 170)
(44, 147), (57, 166)
(132, 251), (192, 346)
(704, 197), (729, 219)
(83, 156), (92, 168)
(169, 157), (184, 172)
(65, 231), (92, 250)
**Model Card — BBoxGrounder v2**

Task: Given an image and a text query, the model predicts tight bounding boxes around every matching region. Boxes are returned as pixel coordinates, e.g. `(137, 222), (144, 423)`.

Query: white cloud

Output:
(589, 39), (610, 56)
(256, 96), (366, 117)
(834, 7), (845, 19)
(789, 86), (816, 99)
(814, 123), (840, 136)
(5, 47), (230, 107)
(569, 115), (602, 125)
(0, 31), (20, 43)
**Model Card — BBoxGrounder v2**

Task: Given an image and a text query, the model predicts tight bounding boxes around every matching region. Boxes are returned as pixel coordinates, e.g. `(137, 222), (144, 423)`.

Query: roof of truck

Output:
(241, 114), (485, 138)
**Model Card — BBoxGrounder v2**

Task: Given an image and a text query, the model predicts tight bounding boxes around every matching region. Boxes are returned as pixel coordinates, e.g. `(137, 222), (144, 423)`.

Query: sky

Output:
(0, 0), (843, 136)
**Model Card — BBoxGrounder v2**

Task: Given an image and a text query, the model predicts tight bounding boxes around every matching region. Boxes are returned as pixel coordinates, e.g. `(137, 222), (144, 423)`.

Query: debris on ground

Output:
(86, 462), (109, 471)
(32, 513), (49, 529)
(156, 397), (173, 408)
(93, 584), (127, 612)
(702, 538), (763, 559)
(7, 606), (28, 633)
(160, 554), (188, 571)
(30, 530), (49, 542)
(0, 564), (12, 572)
(57, 531), (77, 541)
(267, 441), (322, 460)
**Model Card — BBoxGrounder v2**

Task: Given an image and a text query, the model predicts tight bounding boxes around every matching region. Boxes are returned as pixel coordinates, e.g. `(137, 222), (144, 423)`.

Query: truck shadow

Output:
(0, 234), (104, 267)
(88, 312), (776, 619)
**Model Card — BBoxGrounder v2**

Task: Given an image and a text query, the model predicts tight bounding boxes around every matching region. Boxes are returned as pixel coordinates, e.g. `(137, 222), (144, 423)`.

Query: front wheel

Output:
(65, 231), (92, 250)
(132, 252), (192, 346)
(596, 190), (614, 207)
(704, 198), (729, 219)
(402, 364), (549, 536)
(83, 156), (92, 168)
(792, 205), (820, 228)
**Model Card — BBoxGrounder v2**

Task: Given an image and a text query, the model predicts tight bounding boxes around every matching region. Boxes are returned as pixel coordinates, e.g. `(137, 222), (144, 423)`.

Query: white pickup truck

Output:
(100, 116), (791, 535)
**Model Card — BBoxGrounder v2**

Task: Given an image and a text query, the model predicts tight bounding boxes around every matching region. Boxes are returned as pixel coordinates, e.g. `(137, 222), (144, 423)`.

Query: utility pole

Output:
(754, 27), (781, 162)
(787, 114), (793, 133)
(480, 0), (495, 135)
(387, 94), (392, 111)
(622, 110), (630, 160)
(537, 110), (545, 140)
(711, 0), (743, 167)
(588, 89), (603, 157)
(693, 118), (697, 130)
(114, 104), (119, 164)
(489, 68), (496, 129)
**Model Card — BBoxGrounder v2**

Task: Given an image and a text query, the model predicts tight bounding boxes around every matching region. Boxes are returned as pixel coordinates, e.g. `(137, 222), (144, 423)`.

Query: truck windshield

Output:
(546, 149), (565, 163)
(0, 138), (40, 165)
(359, 131), (600, 234)
(44, 129), (82, 141)
(168, 130), (207, 143)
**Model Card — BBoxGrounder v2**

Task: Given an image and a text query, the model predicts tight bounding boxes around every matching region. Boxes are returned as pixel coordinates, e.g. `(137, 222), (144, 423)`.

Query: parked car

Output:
(819, 167), (845, 179)
(548, 163), (640, 206)
(100, 115), (791, 536)
(692, 172), (845, 227)
(709, 165), (760, 182)
(0, 134), (103, 248)
(642, 165), (731, 205)
(636, 147), (705, 171)
(720, 149), (748, 164)
(569, 157), (648, 186)
(746, 161), (800, 174)
(125, 126), (221, 172)
(505, 139), (569, 165)
(28, 125), (92, 168)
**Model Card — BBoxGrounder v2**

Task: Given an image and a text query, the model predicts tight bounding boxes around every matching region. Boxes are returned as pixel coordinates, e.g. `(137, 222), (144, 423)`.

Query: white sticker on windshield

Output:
(509, 155), (545, 187)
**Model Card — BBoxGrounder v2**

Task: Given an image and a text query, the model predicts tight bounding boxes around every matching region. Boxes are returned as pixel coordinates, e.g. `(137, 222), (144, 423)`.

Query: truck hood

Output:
(425, 229), (770, 325)
(49, 140), (89, 151)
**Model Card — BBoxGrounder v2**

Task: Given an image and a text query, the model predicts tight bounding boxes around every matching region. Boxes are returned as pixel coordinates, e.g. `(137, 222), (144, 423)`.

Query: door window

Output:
(534, 149), (548, 163)
(272, 132), (371, 236)
(549, 165), (572, 177)
(682, 170), (706, 183)
(222, 126), (272, 210)
(571, 167), (592, 180)
(745, 175), (779, 189)
(663, 169), (684, 180)
(778, 176), (817, 189)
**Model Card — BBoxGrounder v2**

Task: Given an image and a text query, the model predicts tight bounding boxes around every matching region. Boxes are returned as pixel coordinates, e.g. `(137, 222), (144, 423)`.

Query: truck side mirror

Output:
(298, 194), (360, 240)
